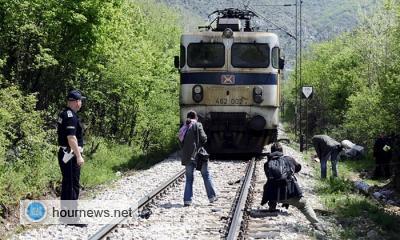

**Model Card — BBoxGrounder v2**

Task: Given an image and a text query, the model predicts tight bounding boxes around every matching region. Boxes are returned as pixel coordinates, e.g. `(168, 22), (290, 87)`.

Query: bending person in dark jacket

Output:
(312, 135), (343, 179)
(178, 110), (217, 206)
(261, 142), (321, 228)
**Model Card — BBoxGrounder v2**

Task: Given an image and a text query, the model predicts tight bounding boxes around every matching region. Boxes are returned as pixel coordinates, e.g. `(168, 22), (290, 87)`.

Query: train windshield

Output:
(231, 43), (270, 68)
(187, 43), (225, 68)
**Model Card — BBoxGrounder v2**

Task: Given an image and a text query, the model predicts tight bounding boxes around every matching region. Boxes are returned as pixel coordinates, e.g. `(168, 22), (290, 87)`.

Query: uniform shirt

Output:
(57, 107), (84, 147)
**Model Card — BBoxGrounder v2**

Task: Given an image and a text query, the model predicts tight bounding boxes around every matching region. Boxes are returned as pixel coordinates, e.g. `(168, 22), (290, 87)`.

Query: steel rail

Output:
(226, 158), (256, 240)
(88, 168), (186, 240)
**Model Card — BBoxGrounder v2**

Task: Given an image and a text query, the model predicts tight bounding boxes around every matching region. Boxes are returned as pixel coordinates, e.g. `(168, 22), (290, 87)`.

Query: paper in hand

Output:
(62, 149), (74, 163)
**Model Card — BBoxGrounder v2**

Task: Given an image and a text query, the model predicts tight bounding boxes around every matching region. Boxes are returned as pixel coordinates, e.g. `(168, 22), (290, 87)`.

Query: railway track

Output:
(88, 159), (258, 240)
(15, 144), (326, 240)
(226, 158), (256, 240)
(242, 145), (321, 240)
(88, 169), (186, 240)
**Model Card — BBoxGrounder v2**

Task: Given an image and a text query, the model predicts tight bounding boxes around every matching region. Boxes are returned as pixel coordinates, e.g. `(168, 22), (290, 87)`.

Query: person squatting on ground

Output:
(57, 90), (85, 201)
(178, 110), (217, 206)
(312, 135), (343, 179)
(373, 133), (393, 178)
(261, 142), (322, 229)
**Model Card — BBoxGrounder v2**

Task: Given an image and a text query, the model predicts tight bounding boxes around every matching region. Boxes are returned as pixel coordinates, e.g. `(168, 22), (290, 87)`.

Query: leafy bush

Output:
(344, 86), (392, 146)
(0, 0), (181, 207)
(0, 86), (57, 206)
(283, 3), (399, 150)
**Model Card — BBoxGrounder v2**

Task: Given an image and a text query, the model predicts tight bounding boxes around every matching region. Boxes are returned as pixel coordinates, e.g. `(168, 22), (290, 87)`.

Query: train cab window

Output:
(187, 43), (225, 68)
(271, 47), (280, 69)
(180, 45), (186, 68)
(231, 43), (270, 68)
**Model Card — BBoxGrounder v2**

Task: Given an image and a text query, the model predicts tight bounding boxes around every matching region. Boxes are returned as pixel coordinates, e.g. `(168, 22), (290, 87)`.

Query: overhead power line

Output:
(247, 6), (297, 40)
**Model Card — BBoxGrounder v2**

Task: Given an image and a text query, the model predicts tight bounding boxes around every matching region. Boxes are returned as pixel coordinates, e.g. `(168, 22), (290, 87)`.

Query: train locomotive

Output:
(175, 8), (284, 157)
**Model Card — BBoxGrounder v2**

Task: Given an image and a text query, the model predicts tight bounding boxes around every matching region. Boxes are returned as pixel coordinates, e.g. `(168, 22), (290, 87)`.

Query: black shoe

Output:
(68, 223), (87, 228)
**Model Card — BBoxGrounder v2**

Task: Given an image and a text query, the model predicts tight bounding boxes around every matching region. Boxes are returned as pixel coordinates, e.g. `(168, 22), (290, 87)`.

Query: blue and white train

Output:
(175, 9), (284, 156)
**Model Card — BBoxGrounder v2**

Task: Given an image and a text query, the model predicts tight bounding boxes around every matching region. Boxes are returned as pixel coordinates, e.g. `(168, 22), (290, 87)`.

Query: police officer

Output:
(57, 90), (85, 200)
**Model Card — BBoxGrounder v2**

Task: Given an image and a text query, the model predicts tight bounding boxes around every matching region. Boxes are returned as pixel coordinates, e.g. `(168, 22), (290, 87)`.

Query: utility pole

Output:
(249, 1), (300, 147)
(299, 0), (304, 152)
(295, 0), (298, 140)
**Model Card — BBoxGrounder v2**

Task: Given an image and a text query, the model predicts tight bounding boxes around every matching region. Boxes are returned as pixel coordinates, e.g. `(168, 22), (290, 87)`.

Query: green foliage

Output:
(344, 86), (392, 145)
(0, 0), (181, 208)
(317, 177), (354, 194)
(323, 194), (400, 238)
(0, 0), (106, 108)
(284, 2), (399, 149)
(314, 157), (400, 239)
(0, 86), (58, 205)
(80, 138), (136, 187)
(81, 0), (181, 147)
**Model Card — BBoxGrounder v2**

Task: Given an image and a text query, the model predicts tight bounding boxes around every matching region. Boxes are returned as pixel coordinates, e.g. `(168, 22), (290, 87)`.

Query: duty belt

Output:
(60, 146), (84, 153)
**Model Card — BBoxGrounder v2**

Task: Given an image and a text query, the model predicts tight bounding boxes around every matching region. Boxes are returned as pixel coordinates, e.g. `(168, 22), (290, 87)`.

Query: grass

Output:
(311, 152), (400, 239)
(81, 138), (177, 188)
(281, 123), (399, 239)
(0, 136), (178, 239)
(0, 138), (177, 214)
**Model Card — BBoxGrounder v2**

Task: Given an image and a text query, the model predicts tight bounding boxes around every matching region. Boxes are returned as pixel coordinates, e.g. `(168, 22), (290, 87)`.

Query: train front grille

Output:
(208, 112), (247, 131)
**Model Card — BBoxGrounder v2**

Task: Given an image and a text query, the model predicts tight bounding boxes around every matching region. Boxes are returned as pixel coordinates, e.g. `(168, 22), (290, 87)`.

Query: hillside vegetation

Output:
(284, 1), (399, 146)
(283, 1), (400, 188)
(0, 0), (181, 210)
(160, 0), (379, 66)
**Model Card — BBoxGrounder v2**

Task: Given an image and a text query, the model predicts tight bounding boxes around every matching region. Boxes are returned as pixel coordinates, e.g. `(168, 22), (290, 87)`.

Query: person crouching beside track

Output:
(178, 110), (217, 206)
(261, 142), (323, 231)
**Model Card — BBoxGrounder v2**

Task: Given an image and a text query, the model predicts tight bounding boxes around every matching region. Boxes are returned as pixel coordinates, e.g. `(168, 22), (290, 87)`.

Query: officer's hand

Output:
(77, 156), (84, 166)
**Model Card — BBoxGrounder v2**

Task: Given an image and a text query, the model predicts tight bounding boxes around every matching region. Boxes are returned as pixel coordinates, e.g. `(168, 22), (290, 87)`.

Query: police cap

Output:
(67, 90), (86, 101)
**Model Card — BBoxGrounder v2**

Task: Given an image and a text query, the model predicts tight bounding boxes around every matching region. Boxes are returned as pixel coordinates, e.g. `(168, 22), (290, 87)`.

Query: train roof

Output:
(181, 31), (280, 46)
(181, 31), (278, 38)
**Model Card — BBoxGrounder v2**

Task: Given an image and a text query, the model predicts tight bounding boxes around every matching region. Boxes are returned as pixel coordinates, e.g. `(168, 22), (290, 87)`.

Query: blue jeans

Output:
(184, 161), (217, 204)
(320, 149), (340, 178)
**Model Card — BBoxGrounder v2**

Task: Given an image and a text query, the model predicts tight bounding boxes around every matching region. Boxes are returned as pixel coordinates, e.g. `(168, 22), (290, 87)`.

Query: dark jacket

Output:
(180, 122), (207, 166)
(312, 135), (341, 159)
(373, 136), (392, 162)
(261, 152), (303, 205)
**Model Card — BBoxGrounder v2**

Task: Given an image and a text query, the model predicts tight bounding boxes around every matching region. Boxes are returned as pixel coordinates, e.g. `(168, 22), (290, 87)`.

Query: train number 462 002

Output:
(215, 97), (247, 105)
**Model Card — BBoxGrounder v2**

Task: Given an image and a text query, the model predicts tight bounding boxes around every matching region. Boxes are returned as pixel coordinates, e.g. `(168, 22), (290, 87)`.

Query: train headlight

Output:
(253, 86), (263, 103)
(193, 85), (202, 94)
(254, 86), (263, 95)
(192, 85), (203, 103)
(222, 28), (233, 38)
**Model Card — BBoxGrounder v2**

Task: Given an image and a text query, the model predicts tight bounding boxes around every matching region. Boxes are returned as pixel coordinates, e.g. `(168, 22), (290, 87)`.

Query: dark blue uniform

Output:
(57, 107), (84, 200)
(373, 135), (392, 178)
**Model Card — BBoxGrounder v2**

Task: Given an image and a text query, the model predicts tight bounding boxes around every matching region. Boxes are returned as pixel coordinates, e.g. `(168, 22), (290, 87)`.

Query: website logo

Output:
(20, 200), (138, 224)
(25, 201), (47, 223)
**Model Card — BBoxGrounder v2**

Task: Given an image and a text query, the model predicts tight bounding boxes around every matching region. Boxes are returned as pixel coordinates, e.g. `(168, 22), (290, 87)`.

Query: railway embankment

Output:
(282, 128), (400, 239)
(9, 141), (400, 240)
